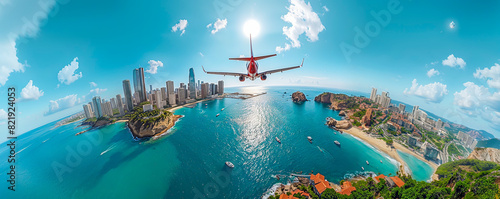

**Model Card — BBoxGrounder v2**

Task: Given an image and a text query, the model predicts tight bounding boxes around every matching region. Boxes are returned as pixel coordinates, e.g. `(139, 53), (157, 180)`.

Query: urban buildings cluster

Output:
(83, 67), (224, 119)
(457, 131), (478, 149)
(370, 87), (449, 161)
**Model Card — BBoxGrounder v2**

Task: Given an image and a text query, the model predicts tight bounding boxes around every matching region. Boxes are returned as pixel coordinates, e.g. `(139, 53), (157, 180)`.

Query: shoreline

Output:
(342, 127), (439, 180)
(166, 98), (215, 112)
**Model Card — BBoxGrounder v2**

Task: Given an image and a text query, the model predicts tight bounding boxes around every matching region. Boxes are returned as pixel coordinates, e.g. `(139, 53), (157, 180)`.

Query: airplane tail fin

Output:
(254, 54), (277, 61)
(250, 34), (253, 58)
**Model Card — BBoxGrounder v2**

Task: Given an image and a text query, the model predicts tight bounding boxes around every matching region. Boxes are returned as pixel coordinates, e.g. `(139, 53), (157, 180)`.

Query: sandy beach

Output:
(342, 127), (439, 178)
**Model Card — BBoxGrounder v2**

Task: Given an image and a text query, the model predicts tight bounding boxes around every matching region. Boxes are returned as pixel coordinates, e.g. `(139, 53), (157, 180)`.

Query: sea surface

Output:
(0, 86), (433, 198)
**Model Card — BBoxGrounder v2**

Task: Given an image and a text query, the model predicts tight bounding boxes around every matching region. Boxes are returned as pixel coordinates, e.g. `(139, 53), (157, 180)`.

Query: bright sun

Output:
(243, 20), (261, 38)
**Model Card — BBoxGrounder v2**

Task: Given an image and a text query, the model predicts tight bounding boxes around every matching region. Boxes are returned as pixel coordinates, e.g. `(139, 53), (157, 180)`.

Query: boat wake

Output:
(100, 143), (118, 156)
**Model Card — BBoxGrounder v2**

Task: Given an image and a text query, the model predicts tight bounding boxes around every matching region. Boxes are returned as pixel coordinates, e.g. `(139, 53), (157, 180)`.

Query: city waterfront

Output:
(0, 86), (434, 198)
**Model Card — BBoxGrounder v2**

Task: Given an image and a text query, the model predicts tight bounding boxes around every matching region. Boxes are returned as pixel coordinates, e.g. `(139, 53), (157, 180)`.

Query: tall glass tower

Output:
(188, 68), (196, 99)
(133, 68), (147, 102)
(122, 80), (134, 111)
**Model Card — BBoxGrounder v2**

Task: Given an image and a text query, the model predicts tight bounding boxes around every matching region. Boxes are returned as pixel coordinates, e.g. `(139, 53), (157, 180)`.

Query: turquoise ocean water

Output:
(0, 86), (433, 198)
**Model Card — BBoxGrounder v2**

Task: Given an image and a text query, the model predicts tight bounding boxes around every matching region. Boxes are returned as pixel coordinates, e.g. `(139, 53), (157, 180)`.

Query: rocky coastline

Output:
(291, 91), (308, 102)
(128, 114), (183, 139)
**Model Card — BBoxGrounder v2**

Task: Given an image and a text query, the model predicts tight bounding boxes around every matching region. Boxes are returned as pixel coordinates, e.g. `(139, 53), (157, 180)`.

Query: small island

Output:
(291, 91), (308, 102)
(126, 104), (182, 138)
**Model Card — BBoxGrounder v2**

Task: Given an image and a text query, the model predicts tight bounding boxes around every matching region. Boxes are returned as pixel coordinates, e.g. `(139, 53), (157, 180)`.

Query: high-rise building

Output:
(218, 80), (224, 95)
(380, 91), (391, 108)
(122, 80), (134, 112)
(133, 68), (147, 102)
(398, 104), (406, 114)
(161, 87), (167, 101)
(102, 101), (113, 117)
(412, 105), (419, 118)
(110, 97), (117, 110)
(424, 144), (440, 160)
(435, 119), (443, 129)
(189, 68), (196, 99)
(166, 81), (175, 106)
(83, 104), (93, 119)
(178, 87), (186, 105)
(150, 85), (153, 94)
(116, 94), (125, 116)
(201, 83), (209, 99)
(155, 90), (163, 109)
(370, 88), (377, 101)
(92, 96), (103, 118)
(209, 83), (215, 95)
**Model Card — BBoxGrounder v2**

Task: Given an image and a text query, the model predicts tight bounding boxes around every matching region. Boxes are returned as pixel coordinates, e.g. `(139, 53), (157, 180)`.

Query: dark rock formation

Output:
(292, 91), (308, 102)
(128, 113), (182, 138)
(326, 117), (352, 129)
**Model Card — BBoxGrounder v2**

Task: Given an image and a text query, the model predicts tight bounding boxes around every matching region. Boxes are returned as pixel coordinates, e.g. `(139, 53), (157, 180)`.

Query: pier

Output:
(224, 92), (267, 99)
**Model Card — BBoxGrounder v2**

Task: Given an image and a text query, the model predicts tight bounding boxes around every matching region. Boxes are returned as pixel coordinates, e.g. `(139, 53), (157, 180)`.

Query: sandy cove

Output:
(342, 127), (439, 180)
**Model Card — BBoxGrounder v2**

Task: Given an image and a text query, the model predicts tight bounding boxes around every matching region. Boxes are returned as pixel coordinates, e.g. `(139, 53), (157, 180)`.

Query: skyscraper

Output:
(82, 104), (93, 119)
(155, 90), (163, 109)
(398, 103), (406, 114)
(189, 68), (196, 99)
(218, 80), (224, 95)
(110, 97), (117, 109)
(92, 96), (103, 118)
(201, 83), (209, 99)
(122, 80), (134, 112)
(178, 87), (186, 105)
(412, 105), (419, 118)
(166, 81), (176, 106)
(370, 88), (377, 101)
(133, 68), (147, 102)
(116, 94), (125, 116)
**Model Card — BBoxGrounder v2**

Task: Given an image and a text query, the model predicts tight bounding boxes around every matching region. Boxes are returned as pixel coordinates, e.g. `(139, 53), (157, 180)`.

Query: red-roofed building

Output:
(310, 173), (332, 196)
(338, 181), (356, 196)
(390, 176), (405, 188)
(279, 189), (310, 199)
(373, 174), (386, 184)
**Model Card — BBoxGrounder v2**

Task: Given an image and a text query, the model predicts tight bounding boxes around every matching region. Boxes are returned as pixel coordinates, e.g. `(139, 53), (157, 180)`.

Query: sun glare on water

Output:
(243, 20), (261, 38)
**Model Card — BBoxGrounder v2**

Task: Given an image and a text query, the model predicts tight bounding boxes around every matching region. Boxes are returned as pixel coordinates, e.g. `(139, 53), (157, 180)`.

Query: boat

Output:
(216, 113), (220, 117)
(275, 137), (281, 144)
(380, 160), (383, 163)
(221, 108), (225, 111)
(334, 141), (340, 146)
(366, 161), (370, 165)
(334, 132), (337, 135)
(307, 136), (313, 143)
(225, 161), (234, 168)
(361, 167), (364, 171)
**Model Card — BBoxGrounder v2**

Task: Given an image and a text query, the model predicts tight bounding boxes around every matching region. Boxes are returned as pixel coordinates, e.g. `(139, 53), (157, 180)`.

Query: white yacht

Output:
(225, 161), (234, 168)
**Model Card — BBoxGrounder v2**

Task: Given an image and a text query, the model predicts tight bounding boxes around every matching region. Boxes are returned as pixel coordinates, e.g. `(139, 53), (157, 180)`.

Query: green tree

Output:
(452, 180), (470, 199)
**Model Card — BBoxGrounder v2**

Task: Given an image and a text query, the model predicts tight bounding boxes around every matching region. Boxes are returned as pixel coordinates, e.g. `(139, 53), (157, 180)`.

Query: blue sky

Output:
(1, 0), (500, 140)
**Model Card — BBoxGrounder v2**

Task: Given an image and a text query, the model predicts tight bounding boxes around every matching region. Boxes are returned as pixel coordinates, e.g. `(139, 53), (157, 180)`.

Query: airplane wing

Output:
(259, 58), (304, 75)
(202, 66), (247, 77)
(253, 54), (276, 61)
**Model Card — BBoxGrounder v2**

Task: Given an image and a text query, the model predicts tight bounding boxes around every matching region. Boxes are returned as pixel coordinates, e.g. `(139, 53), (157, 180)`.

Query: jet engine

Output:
(260, 74), (267, 81)
(239, 75), (245, 82)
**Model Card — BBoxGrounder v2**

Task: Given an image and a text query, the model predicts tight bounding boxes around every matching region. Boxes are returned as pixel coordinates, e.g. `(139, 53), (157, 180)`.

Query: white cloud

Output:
(20, 80), (43, 100)
(89, 88), (107, 95)
(172, 19), (188, 36)
(46, 94), (80, 115)
(427, 68), (440, 77)
(323, 6), (329, 12)
(0, 0), (59, 86)
(276, 0), (325, 53)
(454, 82), (500, 129)
(404, 79), (448, 103)
(442, 54), (466, 69)
(89, 82), (97, 87)
(474, 63), (500, 89)
(0, 109), (7, 121)
(207, 18), (227, 34)
(145, 60), (164, 74)
(58, 57), (83, 85)
(276, 43), (291, 53)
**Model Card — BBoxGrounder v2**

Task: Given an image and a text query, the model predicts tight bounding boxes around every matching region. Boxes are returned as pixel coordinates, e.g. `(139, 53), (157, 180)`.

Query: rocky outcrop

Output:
(292, 91), (308, 102)
(128, 114), (182, 138)
(339, 111), (346, 116)
(314, 92), (353, 110)
(468, 148), (500, 164)
(326, 118), (352, 129)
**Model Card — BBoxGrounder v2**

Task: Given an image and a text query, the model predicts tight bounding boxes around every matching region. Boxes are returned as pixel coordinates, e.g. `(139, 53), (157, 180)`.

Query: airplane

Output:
(202, 35), (303, 81)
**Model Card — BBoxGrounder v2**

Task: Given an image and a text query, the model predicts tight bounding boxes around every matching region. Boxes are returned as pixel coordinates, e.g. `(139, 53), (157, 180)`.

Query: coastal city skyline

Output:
(81, 66), (225, 121)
